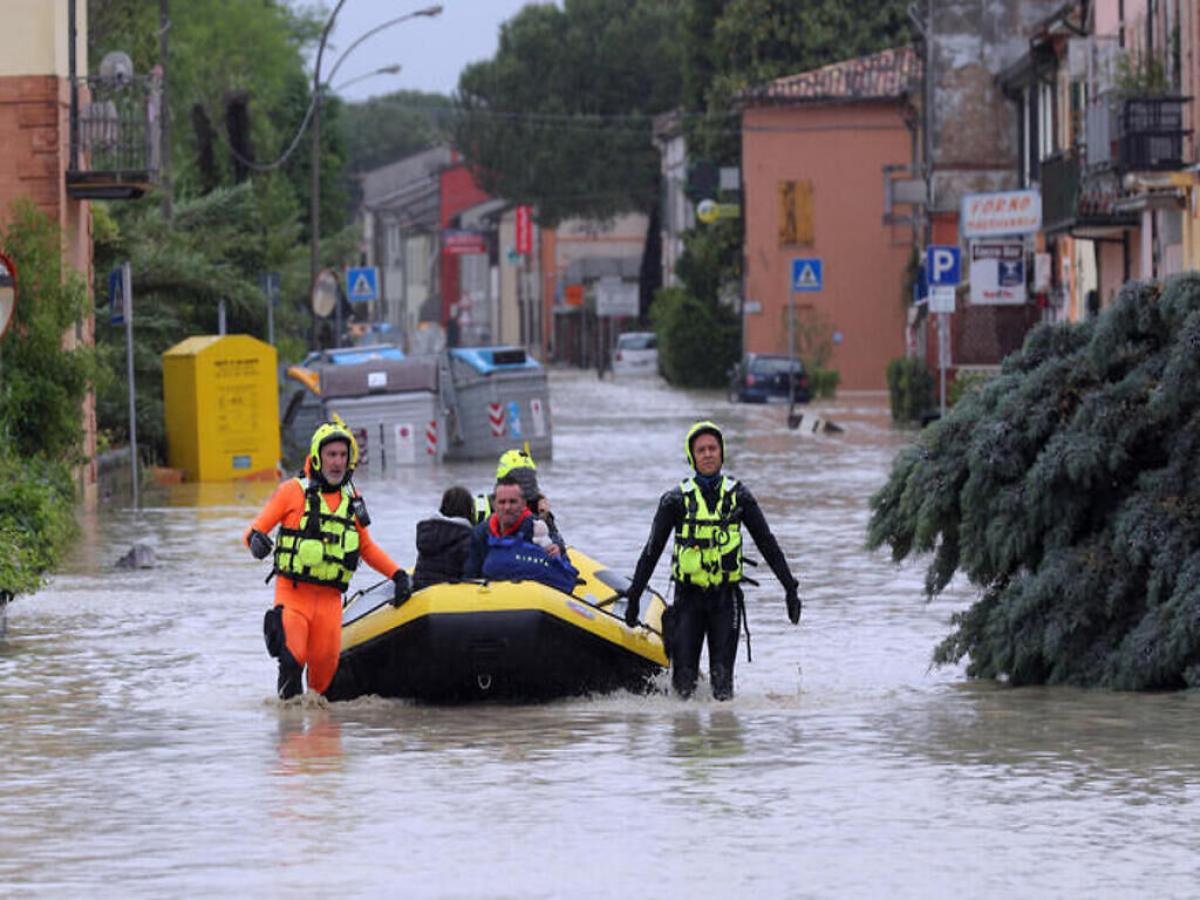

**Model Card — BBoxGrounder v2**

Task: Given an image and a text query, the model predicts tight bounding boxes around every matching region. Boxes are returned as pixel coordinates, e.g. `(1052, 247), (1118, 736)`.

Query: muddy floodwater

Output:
(2, 370), (1198, 897)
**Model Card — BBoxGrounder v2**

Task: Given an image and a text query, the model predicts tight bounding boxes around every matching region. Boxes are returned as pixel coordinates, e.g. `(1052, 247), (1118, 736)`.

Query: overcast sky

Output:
(307, 0), (556, 101)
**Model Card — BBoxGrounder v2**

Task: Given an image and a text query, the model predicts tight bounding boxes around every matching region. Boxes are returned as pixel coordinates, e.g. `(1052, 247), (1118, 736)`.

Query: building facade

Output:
(740, 47), (921, 391)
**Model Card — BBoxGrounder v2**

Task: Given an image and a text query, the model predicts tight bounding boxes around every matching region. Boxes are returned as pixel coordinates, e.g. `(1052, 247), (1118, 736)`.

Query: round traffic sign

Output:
(696, 199), (719, 224)
(0, 250), (16, 340)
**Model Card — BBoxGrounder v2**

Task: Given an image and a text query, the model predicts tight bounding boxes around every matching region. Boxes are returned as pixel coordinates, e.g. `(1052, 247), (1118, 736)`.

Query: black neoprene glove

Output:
(248, 529), (273, 560)
(623, 590), (641, 628)
(391, 570), (412, 608)
(785, 585), (802, 624)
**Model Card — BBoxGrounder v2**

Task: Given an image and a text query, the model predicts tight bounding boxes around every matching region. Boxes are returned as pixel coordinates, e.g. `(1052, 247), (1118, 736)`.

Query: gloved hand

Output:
(391, 570), (412, 608)
(785, 585), (802, 624)
(248, 529), (273, 560)
(623, 590), (642, 628)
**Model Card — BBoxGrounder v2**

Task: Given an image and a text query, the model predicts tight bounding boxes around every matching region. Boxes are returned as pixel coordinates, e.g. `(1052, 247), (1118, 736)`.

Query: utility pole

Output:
(159, 0), (172, 221)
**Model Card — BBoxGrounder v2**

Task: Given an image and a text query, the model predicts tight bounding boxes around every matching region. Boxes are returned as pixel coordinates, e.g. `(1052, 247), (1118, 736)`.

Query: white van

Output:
(612, 331), (658, 377)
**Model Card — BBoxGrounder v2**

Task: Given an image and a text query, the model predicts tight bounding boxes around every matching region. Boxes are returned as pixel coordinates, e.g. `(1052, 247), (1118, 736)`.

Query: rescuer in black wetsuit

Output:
(623, 420), (801, 700)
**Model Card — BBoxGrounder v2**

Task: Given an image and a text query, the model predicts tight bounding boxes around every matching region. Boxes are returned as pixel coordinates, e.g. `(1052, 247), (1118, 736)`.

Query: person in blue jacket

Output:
(463, 475), (575, 593)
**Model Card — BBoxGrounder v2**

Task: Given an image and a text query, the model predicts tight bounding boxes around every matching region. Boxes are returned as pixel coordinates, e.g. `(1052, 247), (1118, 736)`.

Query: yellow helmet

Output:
(684, 420), (724, 470)
(309, 415), (359, 475)
(496, 447), (536, 479)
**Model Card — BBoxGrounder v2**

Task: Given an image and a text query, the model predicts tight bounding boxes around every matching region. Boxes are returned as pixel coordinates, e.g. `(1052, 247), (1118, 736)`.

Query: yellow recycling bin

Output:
(162, 335), (280, 482)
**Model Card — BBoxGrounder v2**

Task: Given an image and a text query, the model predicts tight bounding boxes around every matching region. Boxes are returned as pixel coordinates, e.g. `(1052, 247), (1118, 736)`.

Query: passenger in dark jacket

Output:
(412, 486), (474, 591)
(463, 476), (568, 581)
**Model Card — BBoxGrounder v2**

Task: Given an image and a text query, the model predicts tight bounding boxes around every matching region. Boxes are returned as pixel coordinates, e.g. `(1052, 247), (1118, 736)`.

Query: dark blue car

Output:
(727, 353), (811, 404)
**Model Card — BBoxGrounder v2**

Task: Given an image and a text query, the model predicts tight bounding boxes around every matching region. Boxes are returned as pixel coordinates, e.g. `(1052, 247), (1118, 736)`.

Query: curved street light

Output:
(332, 64), (403, 95)
(310, 3), (444, 299)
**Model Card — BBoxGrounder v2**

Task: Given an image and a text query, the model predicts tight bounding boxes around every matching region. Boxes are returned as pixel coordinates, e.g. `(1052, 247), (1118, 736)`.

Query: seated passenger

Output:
(412, 486), (474, 591)
(474, 448), (559, 537)
(463, 475), (577, 593)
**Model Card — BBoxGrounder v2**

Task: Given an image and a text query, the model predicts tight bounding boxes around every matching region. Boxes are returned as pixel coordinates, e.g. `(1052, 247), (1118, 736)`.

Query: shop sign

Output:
(961, 190), (1041, 238)
(970, 243), (1026, 305)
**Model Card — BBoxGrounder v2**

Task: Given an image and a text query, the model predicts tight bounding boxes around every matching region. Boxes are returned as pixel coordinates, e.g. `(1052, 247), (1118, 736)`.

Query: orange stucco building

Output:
(740, 48), (920, 391)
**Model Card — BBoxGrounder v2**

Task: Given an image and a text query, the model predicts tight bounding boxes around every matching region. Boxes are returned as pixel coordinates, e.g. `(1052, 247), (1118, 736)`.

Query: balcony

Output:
(1085, 94), (1189, 174)
(66, 73), (161, 200)
(1118, 96), (1188, 171)
(1040, 150), (1137, 238)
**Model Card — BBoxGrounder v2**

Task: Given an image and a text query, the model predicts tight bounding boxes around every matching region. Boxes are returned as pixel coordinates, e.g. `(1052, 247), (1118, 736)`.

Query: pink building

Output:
(740, 48), (920, 391)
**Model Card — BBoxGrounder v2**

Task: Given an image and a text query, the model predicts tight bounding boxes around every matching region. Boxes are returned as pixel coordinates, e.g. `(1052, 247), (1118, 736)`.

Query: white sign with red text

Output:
(961, 190), (1041, 238)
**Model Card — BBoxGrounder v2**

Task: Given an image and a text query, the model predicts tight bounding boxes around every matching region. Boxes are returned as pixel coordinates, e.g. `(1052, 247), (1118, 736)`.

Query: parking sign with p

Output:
(926, 245), (961, 286)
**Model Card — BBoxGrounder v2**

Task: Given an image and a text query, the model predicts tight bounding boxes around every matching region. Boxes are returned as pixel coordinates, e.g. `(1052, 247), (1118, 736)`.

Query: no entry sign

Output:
(0, 250), (16, 340)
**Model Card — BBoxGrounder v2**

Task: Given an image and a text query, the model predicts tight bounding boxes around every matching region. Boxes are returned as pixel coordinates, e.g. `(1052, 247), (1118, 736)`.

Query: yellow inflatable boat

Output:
(326, 549), (668, 703)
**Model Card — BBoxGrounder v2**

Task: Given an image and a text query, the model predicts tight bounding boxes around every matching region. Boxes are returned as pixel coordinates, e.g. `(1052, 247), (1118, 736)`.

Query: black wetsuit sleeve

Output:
(737, 483), (799, 592)
(627, 489), (684, 600)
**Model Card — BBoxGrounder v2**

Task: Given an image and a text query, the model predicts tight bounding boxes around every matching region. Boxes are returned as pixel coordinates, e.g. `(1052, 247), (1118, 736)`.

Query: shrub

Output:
(0, 200), (89, 598)
(809, 367), (840, 399)
(0, 200), (93, 460)
(0, 451), (77, 598)
(885, 357), (934, 423)
(651, 286), (740, 388)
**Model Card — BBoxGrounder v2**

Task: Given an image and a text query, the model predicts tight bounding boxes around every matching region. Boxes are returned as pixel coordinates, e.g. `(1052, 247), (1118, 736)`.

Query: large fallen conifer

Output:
(868, 274), (1200, 689)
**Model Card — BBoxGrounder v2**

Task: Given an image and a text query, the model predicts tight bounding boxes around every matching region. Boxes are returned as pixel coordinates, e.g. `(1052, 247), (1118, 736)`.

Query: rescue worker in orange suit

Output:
(623, 420), (801, 700)
(244, 419), (409, 699)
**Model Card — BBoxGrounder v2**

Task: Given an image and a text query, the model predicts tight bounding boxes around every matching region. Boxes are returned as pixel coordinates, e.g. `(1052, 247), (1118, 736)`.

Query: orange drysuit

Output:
(245, 479), (399, 695)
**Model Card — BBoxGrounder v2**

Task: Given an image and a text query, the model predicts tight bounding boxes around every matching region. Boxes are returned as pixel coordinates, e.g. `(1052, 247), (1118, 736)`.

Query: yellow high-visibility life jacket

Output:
(671, 476), (742, 588)
(273, 478), (361, 591)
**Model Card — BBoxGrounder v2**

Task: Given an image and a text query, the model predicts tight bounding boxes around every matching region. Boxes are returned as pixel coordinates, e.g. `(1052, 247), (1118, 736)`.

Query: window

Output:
(1039, 80), (1057, 161)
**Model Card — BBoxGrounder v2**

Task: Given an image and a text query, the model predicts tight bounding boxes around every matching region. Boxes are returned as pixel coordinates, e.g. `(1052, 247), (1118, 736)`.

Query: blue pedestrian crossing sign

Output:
(346, 266), (379, 303)
(791, 258), (823, 292)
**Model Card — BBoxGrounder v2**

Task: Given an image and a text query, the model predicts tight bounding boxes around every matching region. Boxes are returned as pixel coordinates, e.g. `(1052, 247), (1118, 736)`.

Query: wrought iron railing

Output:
(1117, 96), (1188, 171)
(67, 72), (161, 198)
(1085, 94), (1189, 172)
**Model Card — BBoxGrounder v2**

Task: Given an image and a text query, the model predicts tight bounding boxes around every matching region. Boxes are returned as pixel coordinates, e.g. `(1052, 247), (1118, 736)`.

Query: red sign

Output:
(0, 250), (17, 340)
(442, 230), (488, 256)
(515, 204), (533, 255)
(565, 284), (584, 307)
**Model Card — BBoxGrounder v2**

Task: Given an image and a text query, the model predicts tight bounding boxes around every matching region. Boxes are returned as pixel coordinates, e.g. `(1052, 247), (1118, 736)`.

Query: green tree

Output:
(683, 0), (913, 161)
(92, 184), (358, 462)
(452, 0), (683, 225)
(867, 275), (1200, 689)
(88, 1), (368, 459)
(340, 90), (454, 174)
(87, 0), (345, 235)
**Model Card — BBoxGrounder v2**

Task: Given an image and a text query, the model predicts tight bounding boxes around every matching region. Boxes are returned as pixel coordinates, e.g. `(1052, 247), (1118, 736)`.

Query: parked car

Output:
(611, 331), (659, 377)
(727, 353), (811, 403)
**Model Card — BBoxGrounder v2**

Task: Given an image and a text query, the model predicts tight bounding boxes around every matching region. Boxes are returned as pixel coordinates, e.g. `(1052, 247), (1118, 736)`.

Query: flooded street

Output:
(2, 370), (1199, 897)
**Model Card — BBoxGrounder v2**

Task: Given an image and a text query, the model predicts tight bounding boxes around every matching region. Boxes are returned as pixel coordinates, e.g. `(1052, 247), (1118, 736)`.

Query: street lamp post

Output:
(308, 3), (444, 313)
